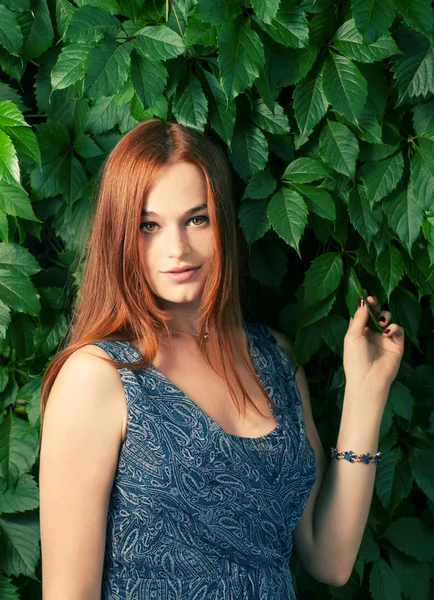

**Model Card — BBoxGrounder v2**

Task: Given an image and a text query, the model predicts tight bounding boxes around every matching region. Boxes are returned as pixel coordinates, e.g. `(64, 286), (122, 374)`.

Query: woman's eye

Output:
(190, 216), (209, 226)
(139, 216), (209, 233)
(140, 222), (157, 232)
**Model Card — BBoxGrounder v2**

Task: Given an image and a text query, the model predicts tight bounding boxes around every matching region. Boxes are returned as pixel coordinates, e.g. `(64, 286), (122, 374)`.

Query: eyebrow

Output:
(141, 204), (209, 217)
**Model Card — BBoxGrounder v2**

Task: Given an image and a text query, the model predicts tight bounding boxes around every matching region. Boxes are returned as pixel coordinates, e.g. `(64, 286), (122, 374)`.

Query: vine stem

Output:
(168, 0), (194, 58)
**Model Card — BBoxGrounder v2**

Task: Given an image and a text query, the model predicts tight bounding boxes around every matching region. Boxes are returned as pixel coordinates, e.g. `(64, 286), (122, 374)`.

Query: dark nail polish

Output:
(378, 316), (386, 323)
(384, 328), (390, 334)
(358, 297), (364, 307)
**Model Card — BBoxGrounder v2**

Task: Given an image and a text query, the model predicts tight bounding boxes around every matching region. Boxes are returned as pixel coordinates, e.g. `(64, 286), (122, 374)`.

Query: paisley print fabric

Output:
(89, 321), (317, 599)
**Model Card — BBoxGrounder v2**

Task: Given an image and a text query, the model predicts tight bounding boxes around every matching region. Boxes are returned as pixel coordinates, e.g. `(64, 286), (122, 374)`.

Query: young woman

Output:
(39, 118), (405, 600)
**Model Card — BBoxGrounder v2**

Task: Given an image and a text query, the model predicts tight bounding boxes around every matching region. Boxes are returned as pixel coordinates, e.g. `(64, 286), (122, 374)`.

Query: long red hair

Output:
(39, 118), (274, 446)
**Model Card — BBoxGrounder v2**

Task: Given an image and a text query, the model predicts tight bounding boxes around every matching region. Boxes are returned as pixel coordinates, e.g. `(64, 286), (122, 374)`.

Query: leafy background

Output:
(0, 0), (433, 598)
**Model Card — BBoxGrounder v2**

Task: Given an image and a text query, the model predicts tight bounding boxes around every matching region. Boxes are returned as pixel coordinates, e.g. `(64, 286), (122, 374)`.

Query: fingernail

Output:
(384, 328), (390, 335)
(358, 297), (365, 307)
(378, 316), (385, 323)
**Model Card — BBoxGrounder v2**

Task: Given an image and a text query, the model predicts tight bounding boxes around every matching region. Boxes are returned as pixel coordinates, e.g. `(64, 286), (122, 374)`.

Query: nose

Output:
(167, 224), (191, 258)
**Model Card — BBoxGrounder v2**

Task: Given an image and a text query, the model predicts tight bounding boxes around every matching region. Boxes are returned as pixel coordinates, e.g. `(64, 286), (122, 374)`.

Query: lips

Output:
(165, 266), (198, 273)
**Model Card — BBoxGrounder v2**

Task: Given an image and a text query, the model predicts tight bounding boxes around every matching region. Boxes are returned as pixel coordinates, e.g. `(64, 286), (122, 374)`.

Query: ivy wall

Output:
(0, 0), (433, 598)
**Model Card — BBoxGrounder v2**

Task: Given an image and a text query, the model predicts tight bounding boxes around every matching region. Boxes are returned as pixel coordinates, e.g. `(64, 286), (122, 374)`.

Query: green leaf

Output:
(358, 63), (388, 119)
(0, 131), (19, 185)
(370, 558), (402, 600)
(300, 294), (337, 328)
(409, 443), (434, 503)
(56, 0), (77, 38)
(218, 16), (265, 102)
(31, 157), (64, 200)
(319, 119), (359, 178)
(51, 44), (91, 90)
(251, 99), (289, 134)
(86, 96), (117, 134)
(0, 474), (39, 514)
(194, 0), (241, 24)
(375, 245), (405, 300)
(184, 19), (217, 47)
(238, 198), (270, 246)
(322, 52), (367, 124)
(267, 187), (308, 258)
(0, 574), (19, 598)
(59, 155), (87, 204)
(0, 405), (37, 479)
(360, 152), (404, 205)
(36, 121), (70, 165)
(318, 313), (347, 355)
(34, 313), (68, 355)
(290, 183), (336, 222)
(348, 185), (381, 248)
(172, 74), (208, 133)
(19, 0), (54, 61)
(382, 184), (423, 257)
(0, 101), (27, 129)
(293, 64), (328, 147)
(242, 170), (277, 200)
(411, 138), (434, 211)
(0, 5), (23, 56)
(333, 19), (401, 63)
(413, 101), (434, 134)
(74, 0), (121, 15)
(0, 182), (39, 222)
(0, 243), (41, 276)
(84, 41), (131, 98)
(389, 381), (415, 423)
(352, 0), (396, 44)
(228, 122), (268, 182)
(65, 5), (120, 43)
(134, 25), (185, 60)
(73, 133), (102, 158)
(261, 5), (309, 48)
(283, 158), (327, 183)
(130, 51), (167, 110)
(390, 287), (421, 350)
(1, 126), (40, 167)
(0, 265), (40, 316)
(385, 516), (434, 561)
(375, 447), (398, 508)
(252, 0), (280, 25)
(0, 513), (40, 577)
(0, 299), (11, 340)
(302, 252), (344, 305)
(0, 84), (25, 113)
(389, 550), (431, 600)
(200, 68), (235, 147)
(394, 0), (433, 38)
(390, 26), (434, 106)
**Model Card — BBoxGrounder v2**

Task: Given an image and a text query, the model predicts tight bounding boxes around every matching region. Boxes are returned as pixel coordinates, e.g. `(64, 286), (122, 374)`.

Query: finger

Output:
(377, 310), (391, 328)
(382, 324), (404, 339)
(348, 294), (371, 337)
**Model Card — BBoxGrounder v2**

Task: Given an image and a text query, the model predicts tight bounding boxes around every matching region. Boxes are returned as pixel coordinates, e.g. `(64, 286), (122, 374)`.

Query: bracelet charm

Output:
(330, 447), (383, 464)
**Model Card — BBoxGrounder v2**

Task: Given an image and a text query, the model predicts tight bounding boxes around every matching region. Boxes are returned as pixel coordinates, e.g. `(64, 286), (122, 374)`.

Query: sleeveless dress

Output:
(89, 321), (317, 600)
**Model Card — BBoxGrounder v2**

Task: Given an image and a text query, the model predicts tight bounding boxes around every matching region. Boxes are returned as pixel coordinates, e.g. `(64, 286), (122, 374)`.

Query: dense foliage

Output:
(0, 0), (433, 598)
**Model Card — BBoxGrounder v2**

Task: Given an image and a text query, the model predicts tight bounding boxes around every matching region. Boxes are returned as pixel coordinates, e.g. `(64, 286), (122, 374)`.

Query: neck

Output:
(158, 299), (203, 336)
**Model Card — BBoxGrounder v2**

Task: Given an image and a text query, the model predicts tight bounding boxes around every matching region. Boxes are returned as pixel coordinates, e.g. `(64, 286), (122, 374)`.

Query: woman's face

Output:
(139, 161), (214, 308)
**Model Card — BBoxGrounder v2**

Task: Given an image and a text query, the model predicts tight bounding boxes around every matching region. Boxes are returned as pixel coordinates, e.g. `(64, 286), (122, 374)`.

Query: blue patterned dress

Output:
(89, 321), (317, 599)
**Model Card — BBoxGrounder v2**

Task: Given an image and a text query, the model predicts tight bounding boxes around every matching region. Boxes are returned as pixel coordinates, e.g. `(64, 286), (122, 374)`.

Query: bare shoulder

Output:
(44, 342), (127, 442)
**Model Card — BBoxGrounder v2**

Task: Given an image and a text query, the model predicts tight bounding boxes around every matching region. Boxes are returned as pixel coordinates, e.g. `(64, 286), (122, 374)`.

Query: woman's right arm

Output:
(39, 346), (127, 600)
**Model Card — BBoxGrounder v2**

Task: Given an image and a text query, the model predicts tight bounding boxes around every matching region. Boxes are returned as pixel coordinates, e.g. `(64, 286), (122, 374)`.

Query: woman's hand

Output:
(343, 292), (405, 395)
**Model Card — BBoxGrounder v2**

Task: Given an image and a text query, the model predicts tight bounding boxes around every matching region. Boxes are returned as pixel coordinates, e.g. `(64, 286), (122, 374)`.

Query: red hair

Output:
(39, 118), (274, 446)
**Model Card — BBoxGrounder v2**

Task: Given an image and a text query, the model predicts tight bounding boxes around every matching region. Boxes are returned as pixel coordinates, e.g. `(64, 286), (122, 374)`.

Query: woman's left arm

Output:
(267, 294), (405, 587)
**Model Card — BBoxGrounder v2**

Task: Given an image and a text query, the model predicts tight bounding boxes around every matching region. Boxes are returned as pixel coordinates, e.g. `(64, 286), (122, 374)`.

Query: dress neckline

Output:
(124, 321), (283, 442)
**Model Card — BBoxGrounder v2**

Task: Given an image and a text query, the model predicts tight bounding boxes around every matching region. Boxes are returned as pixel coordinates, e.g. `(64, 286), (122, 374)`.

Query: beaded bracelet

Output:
(330, 447), (383, 464)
